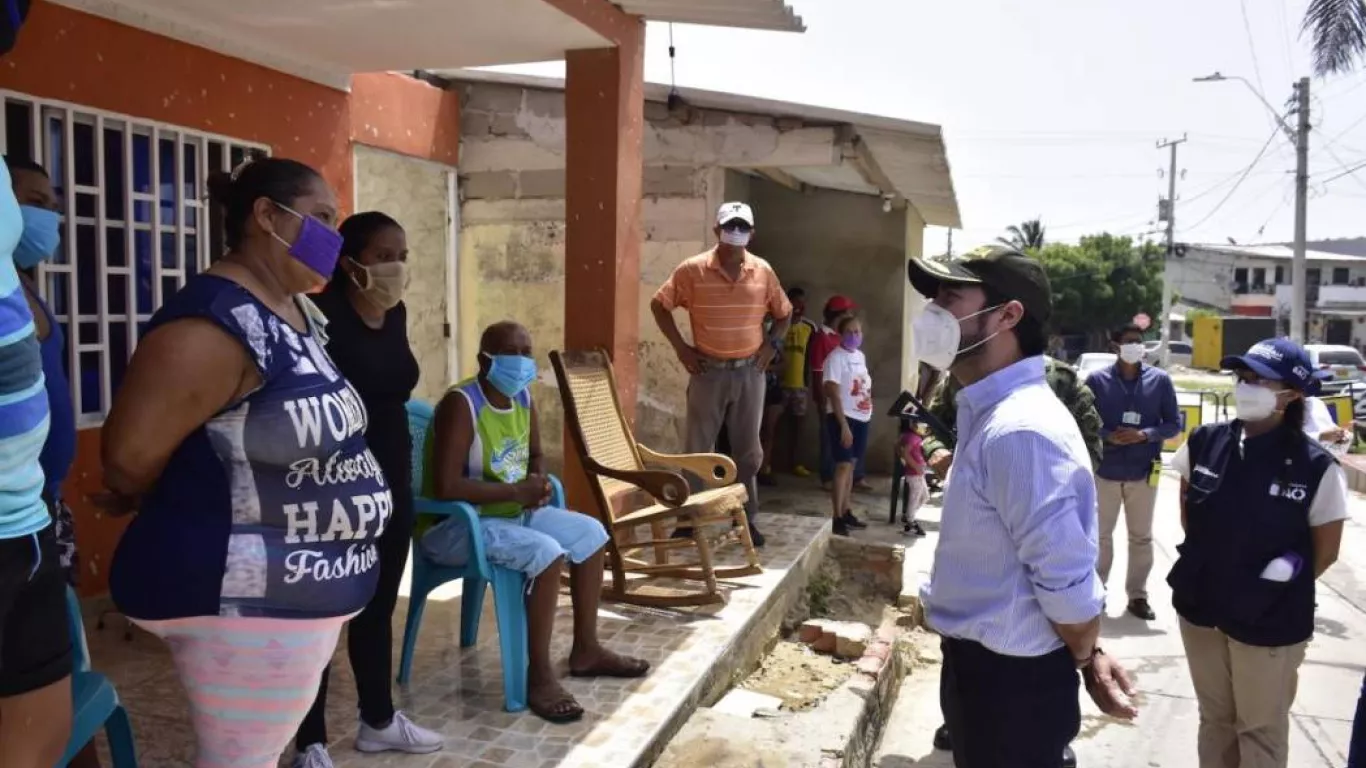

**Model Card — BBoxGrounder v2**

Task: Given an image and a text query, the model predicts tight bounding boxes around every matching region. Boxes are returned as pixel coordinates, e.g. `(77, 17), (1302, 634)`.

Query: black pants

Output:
(0, 525), (72, 697)
(295, 481), (415, 748)
(940, 637), (1080, 768)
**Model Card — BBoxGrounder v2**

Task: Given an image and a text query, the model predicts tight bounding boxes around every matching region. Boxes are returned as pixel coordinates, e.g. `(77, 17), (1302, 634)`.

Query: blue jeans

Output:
(1350, 671), (1366, 767)
(820, 417), (866, 483)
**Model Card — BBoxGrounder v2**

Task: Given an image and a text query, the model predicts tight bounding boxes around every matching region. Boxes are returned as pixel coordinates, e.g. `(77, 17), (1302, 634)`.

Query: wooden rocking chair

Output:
(549, 349), (763, 608)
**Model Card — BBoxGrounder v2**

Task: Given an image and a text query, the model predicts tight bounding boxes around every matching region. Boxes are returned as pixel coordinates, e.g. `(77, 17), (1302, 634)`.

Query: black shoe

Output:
(1062, 744), (1077, 768)
(757, 472), (777, 487)
(748, 523), (766, 548)
(933, 724), (952, 751)
(1127, 598), (1156, 621)
(840, 511), (868, 530)
(903, 520), (927, 537)
(832, 517), (851, 537)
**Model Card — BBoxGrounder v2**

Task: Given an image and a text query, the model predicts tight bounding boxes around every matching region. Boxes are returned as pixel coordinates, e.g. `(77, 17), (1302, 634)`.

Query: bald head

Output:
(479, 321), (533, 360)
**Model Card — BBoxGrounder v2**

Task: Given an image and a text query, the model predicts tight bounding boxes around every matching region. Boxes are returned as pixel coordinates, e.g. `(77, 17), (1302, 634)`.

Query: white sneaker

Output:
(292, 744), (334, 768)
(355, 711), (444, 755)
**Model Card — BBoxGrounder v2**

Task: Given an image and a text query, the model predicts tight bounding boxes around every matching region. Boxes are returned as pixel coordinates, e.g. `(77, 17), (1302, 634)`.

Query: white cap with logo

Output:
(716, 201), (754, 227)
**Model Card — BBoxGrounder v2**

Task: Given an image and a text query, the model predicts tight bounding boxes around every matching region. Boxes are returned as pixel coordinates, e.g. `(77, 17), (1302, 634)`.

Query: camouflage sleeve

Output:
(921, 375), (960, 460)
(1049, 363), (1105, 471)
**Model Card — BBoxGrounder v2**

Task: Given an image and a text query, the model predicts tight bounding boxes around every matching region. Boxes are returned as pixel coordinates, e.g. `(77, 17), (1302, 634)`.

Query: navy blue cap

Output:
(1220, 338), (1330, 395)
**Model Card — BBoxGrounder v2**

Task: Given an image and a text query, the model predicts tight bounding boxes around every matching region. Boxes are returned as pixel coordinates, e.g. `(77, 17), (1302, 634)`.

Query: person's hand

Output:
(89, 490), (139, 518)
(840, 423), (854, 449)
(513, 477), (552, 509)
(928, 449), (953, 477)
(1108, 428), (1146, 446)
(756, 345), (778, 373)
(674, 343), (705, 375)
(1322, 427), (1351, 444)
(1084, 653), (1139, 720)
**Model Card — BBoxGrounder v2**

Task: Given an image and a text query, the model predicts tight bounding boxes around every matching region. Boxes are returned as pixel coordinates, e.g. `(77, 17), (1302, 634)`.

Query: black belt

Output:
(701, 356), (757, 370)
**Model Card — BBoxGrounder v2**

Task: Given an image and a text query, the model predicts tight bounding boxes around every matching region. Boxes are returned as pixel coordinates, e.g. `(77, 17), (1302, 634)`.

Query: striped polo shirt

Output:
(654, 248), (792, 360)
(0, 163), (51, 540)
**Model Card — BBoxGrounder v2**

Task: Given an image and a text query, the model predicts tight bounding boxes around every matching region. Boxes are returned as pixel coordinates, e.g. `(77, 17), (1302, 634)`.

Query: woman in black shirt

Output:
(292, 212), (443, 767)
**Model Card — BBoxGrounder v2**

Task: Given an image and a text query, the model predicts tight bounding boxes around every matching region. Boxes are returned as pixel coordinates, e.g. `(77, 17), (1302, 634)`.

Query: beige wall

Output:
(354, 145), (454, 403)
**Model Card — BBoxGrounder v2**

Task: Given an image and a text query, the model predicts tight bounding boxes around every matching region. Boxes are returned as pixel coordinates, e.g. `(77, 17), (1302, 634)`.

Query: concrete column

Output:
(902, 205), (928, 392)
(563, 19), (645, 512)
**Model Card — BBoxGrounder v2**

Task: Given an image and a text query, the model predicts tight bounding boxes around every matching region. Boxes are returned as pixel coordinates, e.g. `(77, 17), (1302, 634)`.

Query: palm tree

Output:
(1303, 0), (1366, 76)
(998, 219), (1046, 251)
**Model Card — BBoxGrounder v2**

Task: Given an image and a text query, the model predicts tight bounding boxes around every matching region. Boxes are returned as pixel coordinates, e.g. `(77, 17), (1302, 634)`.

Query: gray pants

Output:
(686, 365), (764, 521)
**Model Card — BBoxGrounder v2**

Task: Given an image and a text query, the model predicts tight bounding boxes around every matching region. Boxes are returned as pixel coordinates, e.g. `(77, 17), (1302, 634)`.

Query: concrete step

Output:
(871, 658), (953, 768)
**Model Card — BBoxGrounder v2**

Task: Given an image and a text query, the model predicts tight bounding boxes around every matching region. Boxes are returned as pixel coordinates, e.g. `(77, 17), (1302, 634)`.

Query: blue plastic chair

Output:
(59, 586), (138, 767)
(397, 400), (562, 713)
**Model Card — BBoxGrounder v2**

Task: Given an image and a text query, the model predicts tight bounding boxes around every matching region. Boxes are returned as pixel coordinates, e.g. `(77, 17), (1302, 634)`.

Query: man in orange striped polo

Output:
(650, 202), (793, 547)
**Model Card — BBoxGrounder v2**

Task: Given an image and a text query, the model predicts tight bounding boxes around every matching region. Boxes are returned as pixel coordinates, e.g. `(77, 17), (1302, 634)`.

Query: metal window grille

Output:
(0, 92), (269, 427)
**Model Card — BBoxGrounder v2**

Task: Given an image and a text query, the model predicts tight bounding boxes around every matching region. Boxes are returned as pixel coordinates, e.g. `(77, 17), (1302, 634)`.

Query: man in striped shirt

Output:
(908, 246), (1137, 767)
(651, 202), (792, 548)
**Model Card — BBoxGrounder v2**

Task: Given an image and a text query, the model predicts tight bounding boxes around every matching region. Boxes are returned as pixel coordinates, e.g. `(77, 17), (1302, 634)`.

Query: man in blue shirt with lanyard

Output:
(1084, 323), (1181, 621)
(908, 246), (1139, 768)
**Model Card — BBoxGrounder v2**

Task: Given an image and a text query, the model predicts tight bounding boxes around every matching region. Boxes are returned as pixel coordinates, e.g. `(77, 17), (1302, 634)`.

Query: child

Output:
(898, 425), (929, 537)
(822, 315), (873, 536)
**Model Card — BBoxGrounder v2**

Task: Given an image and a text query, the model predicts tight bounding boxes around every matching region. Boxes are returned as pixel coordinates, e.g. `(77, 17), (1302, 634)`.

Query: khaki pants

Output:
(1179, 618), (1307, 768)
(1095, 476), (1158, 600)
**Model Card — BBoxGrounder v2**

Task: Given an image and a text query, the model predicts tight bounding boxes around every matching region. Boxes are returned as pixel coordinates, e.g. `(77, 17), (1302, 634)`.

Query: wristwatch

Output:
(1076, 646), (1105, 670)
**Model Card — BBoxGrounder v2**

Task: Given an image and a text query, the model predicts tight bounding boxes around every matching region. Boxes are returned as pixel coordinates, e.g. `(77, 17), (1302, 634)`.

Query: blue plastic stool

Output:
(397, 400), (560, 713)
(59, 586), (138, 767)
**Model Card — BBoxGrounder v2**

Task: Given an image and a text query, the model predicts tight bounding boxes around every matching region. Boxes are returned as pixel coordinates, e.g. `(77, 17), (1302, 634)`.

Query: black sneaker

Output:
(840, 511), (868, 530)
(1127, 598), (1156, 621)
(903, 520), (927, 537)
(832, 517), (851, 537)
(933, 724), (952, 751)
(1062, 745), (1077, 768)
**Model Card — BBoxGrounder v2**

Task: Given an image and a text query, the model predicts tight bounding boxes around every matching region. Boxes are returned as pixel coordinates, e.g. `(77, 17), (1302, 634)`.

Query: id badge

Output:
(1122, 411), (1142, 426)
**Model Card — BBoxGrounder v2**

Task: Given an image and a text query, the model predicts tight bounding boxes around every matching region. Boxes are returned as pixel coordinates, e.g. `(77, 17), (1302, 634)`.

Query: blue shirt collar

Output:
(959, 355), (1047, 413)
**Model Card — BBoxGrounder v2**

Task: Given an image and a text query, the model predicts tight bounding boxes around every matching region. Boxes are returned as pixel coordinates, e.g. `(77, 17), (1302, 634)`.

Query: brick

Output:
(461, 112), (492, 137)
(489, 112), (527, 137)
(524, 88), (566, 119)
(833, 622), (872, 659)
(643, 166), (698, 197)
(464, 84), (523, 113)
(811, 630), (837, 654)
(797, 620), (827, 644)
(854, 656), (884, 677)
(461, 171), (518, 200)
(518, 169), (566, 198)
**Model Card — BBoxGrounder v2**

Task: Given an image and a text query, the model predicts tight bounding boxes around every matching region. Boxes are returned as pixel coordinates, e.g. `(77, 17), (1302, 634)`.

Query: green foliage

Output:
(1035, 234), (1164, 337)
(998, 218), (1046, 251)
(1184, 307), (1219, 338)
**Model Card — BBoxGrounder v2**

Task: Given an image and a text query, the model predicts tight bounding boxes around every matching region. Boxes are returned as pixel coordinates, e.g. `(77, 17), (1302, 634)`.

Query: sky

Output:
(488, 0), (1366, 254)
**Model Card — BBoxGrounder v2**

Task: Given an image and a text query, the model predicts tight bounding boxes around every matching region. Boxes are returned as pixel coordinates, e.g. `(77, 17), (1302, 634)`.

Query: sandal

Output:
(569, 650), (652, 679)
(529, 690), (585, 724)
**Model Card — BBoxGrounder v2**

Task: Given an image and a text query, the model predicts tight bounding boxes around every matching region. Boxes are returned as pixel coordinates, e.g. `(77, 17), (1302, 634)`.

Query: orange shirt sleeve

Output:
(654, 261), (694, 312)
(765, 265), (793, 320)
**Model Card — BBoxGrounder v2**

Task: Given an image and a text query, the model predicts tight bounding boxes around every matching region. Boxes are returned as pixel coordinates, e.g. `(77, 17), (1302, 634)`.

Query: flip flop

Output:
(530, 693), (585, 724)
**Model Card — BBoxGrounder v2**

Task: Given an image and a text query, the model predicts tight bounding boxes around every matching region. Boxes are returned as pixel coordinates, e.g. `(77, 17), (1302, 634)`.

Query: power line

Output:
(1182, 126), (1282, 232)
(1240, 0), (1269, 105)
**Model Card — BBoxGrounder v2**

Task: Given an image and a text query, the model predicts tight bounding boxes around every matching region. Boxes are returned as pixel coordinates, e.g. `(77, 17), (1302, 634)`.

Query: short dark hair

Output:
(4, 155), (47, 178)
(787, 286), (806, 301)
(1111, 323), (1144, 343)
(836, 314), (860, 334)
(334, 211), (402, 280)
(206, 156), (323, 251)
(984, 284), (1047, 357)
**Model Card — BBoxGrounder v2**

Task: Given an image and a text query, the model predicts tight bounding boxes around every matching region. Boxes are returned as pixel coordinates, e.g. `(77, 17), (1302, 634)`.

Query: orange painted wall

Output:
(0, 2), (460, 595)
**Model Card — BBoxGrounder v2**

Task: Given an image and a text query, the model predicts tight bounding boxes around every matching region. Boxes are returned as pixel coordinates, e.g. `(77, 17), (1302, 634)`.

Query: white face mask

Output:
(911, 302), (1003, 371)
(720, 229), (751, 248)
(1234, 381), (1280, 422)
(1119, 343), (1145, 365)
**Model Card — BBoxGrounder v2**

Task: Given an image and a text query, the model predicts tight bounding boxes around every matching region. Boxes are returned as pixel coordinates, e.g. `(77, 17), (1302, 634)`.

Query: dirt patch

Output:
(738, 639), (852, 711)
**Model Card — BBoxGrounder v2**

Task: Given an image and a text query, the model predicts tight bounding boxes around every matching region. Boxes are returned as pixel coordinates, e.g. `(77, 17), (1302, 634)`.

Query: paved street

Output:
(875, 467), (1366, 767)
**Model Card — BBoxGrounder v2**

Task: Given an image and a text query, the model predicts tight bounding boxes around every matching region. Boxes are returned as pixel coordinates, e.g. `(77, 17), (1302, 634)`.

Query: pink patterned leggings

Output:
(133, 614), (347, 768)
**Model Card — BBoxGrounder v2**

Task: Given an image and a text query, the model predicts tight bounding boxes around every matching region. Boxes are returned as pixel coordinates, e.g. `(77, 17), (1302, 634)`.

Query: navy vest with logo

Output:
(1167, 421), (1333, 648)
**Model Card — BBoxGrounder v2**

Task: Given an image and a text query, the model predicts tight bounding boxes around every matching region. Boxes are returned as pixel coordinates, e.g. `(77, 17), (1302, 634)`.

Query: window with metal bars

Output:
(0, 92), (268, 426)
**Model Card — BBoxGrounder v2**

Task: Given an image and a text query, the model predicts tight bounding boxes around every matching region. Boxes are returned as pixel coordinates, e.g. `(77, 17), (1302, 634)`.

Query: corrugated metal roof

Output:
(1189, 244), (1366, 263)
(611, 0), (804, 33)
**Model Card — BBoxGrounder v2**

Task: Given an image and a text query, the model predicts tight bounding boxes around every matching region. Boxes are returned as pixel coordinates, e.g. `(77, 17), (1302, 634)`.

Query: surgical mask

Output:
(841, 331), (863, 351)
(1118, 343), (1145, 365)
(14, 205), (60, 269)
(271, 202), (343, 281)
(1234, 381), (1280, 422)
(482, 352), (538, 398)
(350, 258), (407, 310)
(911, 302), (1004, 371)
(720, 228), (751, 248)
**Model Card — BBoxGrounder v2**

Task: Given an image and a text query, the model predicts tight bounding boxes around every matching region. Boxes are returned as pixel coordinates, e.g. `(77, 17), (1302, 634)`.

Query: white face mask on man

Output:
(911, 302), (1004, 371)
(1118, 343), (1145, 365)
(720, 228), (751, 248)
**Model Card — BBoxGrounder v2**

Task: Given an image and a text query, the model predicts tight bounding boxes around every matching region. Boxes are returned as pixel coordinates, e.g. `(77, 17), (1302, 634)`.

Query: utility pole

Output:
(1157, 136), (1187, 368)
(946, 228), (954, 258)
(1291, 76), (1311, 342)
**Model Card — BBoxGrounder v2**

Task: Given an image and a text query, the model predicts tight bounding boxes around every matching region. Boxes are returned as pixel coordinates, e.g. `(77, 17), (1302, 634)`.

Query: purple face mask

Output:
(271, 202), (343, 279)
(842, 331), (863, 350)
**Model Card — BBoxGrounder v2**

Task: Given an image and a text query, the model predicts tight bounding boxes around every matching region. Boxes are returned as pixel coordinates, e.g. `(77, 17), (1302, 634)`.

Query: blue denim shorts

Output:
(825, 415), (870, 464)
(422, 506), (609, 579)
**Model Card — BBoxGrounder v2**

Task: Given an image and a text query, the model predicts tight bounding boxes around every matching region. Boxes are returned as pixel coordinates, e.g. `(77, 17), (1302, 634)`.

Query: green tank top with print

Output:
(423, 377), (532, 519)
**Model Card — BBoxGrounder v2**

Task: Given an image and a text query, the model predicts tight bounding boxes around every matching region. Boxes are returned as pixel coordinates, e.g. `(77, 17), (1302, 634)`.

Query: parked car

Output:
(1143, 341), (1193, 368)
(1305, 344), (1366, 391)
(1076, 352), (1117, 377)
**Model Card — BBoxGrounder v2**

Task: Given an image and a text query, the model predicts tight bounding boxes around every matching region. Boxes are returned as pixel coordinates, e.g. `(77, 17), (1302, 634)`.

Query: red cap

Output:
(825, 295), (856, 313)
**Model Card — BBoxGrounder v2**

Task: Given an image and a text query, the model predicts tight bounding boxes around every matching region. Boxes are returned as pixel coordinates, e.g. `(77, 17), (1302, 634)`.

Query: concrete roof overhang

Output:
(442, 69), (962, 229)
(48, 0), (803, 91)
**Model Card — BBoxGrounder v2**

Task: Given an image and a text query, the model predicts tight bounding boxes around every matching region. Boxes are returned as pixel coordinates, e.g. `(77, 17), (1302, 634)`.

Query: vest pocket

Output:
(1167, 544), (1205, 614)
(1223, 571), (1291, 626)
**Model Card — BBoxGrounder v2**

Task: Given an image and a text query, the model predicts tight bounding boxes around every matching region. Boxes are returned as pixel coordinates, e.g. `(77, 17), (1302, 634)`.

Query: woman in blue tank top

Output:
(101, 157), (390, 768)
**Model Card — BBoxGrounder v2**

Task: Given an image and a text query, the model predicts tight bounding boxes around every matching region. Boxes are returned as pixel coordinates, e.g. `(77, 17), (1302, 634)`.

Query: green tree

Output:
(1035, 234), (1164, 339)
(998, 219), (1046, 251)
(1303, 0), (1366, 76)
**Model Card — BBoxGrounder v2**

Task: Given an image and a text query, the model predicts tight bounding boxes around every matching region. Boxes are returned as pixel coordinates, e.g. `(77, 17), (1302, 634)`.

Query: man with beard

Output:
(909, 246), (1138, 768)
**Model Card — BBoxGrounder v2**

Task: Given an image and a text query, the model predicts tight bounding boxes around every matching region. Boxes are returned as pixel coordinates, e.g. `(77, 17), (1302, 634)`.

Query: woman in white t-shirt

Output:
(822, 316), (873, 536)
(1305, 396), (1353, 456)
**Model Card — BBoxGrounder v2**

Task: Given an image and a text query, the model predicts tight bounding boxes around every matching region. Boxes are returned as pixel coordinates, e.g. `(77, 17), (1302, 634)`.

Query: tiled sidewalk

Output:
(85, 510), (831, 768)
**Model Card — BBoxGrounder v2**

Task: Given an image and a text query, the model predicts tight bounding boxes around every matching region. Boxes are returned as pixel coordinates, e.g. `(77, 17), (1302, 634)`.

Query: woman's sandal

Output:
(529, 692), (585, 724)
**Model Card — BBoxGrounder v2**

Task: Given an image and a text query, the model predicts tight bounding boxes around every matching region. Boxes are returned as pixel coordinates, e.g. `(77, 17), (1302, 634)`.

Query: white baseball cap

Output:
(716, 201), (755, 227)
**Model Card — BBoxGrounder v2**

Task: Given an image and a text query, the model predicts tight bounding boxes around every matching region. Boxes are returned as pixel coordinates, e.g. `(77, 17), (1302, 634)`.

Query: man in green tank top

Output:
(423, 322), (650, 724)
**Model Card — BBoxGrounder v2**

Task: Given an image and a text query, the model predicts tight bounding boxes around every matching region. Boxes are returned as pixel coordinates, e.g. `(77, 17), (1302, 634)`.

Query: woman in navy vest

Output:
(1168, 338), (1347, 768)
